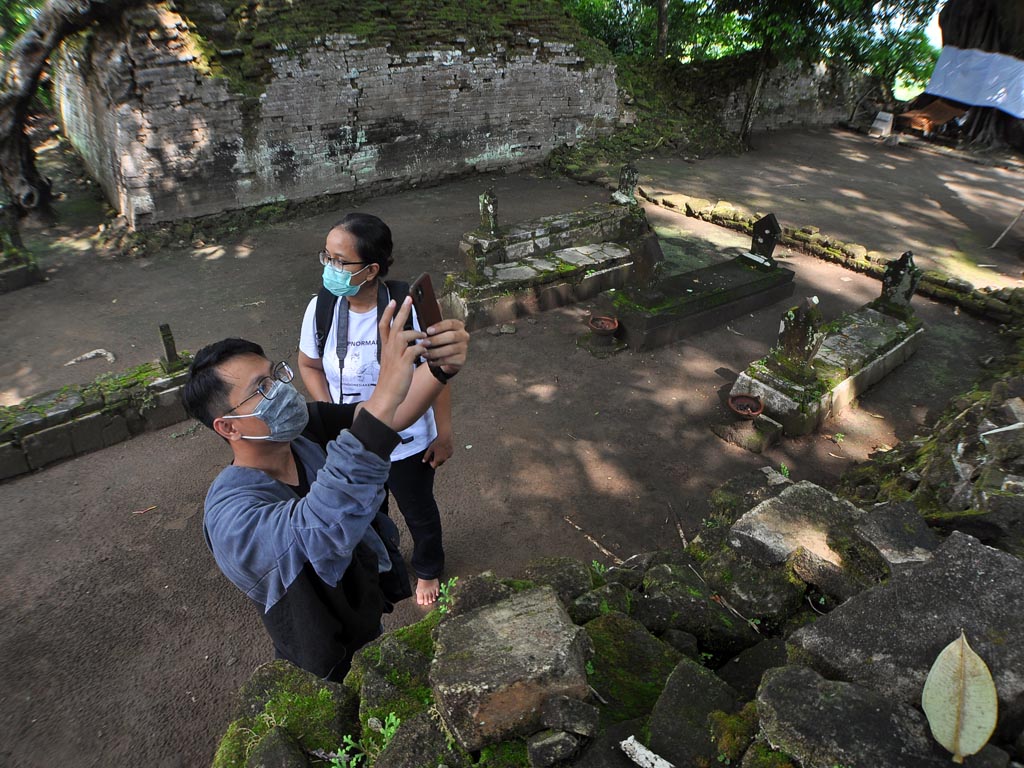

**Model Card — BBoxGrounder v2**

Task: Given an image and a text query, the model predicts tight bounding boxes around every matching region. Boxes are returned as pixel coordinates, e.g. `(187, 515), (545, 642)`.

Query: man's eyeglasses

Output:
(318, 250), (365, 270)
(223, 361), (294, 415)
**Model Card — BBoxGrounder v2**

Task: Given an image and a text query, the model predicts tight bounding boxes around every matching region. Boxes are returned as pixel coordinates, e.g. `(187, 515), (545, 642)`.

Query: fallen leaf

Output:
(922, 631), (998, 763)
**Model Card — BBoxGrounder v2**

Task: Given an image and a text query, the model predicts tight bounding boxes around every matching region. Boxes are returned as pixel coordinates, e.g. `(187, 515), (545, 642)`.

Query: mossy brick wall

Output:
(714, 60), (861, 134)
(52, 3), (617, 228)
(0, 366), (189, 482)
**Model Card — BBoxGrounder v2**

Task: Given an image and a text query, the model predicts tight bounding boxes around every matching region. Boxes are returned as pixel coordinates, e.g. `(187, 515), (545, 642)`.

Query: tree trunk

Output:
(0, 0), (144, 218)
(938, 0), (1024, 150)
(739, 46), (770, 149)
(656, 0), (669, 58)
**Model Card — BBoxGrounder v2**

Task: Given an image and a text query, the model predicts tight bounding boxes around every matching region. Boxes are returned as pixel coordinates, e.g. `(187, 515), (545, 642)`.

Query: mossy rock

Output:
(584, 612), (682, 726)
(701, 548), (804, 630)
(477, 738), (530, 767)
(445, 571), (515, 618)
(213, 660), (353, 768)
(740, 739), (797, 768)
(709, 701), (759, 762)
(570, 581), (633, 624)
(347, 614), (439, 738)
(523, 556), (594, 605)
(375, 711), (472, 768)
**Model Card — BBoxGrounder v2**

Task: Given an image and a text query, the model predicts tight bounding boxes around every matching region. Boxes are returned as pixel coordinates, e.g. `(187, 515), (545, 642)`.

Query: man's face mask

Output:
(222, 379), (309, 442)
(322, 263), (368, 298)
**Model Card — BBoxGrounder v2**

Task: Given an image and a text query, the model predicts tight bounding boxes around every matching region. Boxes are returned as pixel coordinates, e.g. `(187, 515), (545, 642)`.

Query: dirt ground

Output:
(638, 127), (1024, 290)
(0, 128), (1016, 768)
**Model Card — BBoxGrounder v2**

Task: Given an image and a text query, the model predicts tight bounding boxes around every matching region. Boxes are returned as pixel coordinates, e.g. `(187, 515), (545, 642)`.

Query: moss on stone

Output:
(742, 741), (797, 768)
(709, 701), (759, 762)
(585, 613), (682, 725)
(478, 738), (529, 766)
(392, 611), (440, 658)
(212, 685), (339, 768)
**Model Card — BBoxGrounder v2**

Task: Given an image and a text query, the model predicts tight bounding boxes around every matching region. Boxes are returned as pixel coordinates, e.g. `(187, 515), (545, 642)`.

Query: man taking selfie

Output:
(182, 298), (468, 680)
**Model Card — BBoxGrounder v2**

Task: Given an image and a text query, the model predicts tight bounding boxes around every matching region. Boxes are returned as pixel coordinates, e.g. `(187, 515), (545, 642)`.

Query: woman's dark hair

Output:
(182, 338), (265, 429)
(332, 212), (394, 277)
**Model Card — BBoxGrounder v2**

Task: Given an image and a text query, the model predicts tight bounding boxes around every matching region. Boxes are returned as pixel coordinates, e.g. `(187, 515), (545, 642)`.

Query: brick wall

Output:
(52, 6), (618, 228)
(715, 60), (861, 134)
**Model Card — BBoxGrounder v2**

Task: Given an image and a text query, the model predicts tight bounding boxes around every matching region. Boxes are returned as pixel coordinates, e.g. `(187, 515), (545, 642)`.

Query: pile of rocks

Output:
(213, 468), (1024, 768)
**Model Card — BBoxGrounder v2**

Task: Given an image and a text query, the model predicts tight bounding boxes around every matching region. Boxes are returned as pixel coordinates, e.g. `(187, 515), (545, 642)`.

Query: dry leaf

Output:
(921, 630), (998, 763)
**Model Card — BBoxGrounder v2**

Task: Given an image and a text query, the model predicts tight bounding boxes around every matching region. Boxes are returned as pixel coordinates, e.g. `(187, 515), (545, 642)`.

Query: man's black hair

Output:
(332, 212), (393, 277)
(182, 338), (265, 429)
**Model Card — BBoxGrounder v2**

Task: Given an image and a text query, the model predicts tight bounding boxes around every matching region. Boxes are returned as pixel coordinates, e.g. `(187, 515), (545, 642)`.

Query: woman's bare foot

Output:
(416, 578), (440, 606)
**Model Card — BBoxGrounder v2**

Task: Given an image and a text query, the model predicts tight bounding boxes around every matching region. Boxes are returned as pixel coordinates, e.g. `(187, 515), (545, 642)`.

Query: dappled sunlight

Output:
(524, 383), (559, 403)
(193, 245), (226, 261)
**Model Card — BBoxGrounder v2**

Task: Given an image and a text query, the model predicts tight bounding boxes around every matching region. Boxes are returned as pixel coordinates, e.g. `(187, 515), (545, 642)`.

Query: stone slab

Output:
(789, 532), (1024, 739)
(0, 441), (30, 481)
(730, 307), (924, 436)
(0, 263), (43, 294)
(142, 386), (188, 431)
(22, 422), (76, 469)
(430, 586), (592, 751)
(615, 258), (795, 352)
(853, 501), (941, 572)
(758, 665), (952, 768)
(728, 481), (889, 598)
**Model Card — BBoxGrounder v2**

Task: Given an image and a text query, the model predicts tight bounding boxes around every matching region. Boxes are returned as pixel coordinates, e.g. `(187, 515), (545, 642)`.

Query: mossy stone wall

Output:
(52, 2), (617, 228)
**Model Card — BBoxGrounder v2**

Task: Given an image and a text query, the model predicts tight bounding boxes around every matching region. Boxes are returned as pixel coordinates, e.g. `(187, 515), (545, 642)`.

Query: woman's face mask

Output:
(323, 263), (369, 298)
(222, 379), (309, 442)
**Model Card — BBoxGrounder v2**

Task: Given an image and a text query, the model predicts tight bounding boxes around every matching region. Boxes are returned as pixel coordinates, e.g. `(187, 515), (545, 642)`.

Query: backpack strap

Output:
(375, 280), (414, 364)
(313, 286), (339, 359)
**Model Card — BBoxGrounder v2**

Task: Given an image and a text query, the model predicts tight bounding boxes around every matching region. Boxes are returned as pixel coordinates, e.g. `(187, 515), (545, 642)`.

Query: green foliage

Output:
(213, 687), (338, 768)
(437, 576), (458, 615)
(478, 739), (529, 766)
(565, 0), (940, 95)
(778, 463), (790, 478)
(0, 0), (44, 54)
(328, 712), (402, 767)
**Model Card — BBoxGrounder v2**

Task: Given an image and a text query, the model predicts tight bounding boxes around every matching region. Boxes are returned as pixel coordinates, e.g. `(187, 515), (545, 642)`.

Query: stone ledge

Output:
(637, 188), (1024, 327)
(0, 262), (44, 294)
(0, 365), (191, 483)
(730, 307), (924, 436)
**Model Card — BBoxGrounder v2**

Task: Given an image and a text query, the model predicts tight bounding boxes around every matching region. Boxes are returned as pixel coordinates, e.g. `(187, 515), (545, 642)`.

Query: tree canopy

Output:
(568, 0), (941, 95)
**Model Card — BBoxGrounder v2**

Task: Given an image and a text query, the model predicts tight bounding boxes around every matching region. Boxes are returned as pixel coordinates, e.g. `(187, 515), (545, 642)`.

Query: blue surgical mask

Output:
(323, 263), (368, 298)
(223, 379), (309, 442)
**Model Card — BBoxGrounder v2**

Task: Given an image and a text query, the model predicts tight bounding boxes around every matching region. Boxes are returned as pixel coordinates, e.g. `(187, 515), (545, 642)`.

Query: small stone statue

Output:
(878, 250), (922, 310)
(767, 296), (824, 384)
(611, 162), (639, 205)
(749, 213), (782, 265)
(478, 187), (499, 236)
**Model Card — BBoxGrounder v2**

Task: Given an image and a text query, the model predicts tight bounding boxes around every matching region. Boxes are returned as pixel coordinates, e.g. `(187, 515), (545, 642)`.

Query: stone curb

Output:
(635, 186), (1024, 327)
(0, 369), (190, 483)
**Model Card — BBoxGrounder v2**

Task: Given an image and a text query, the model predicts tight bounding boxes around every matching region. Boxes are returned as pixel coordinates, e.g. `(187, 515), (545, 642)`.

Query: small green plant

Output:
(717, 755), (732, 765)
(328, 712), (402, 767)
(437, 576), (458, 615)
(591, 559), (607, 576)
(585, 660), (595, 676)
(833, 432), (845, 444)
(779, 463), (790, 478)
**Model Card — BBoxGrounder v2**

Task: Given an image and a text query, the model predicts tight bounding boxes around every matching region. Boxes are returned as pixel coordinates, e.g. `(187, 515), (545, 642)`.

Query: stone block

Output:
(853, 501), (941, 572)
(980, 423), (1024, 462)
(527, 730), (579, 767)
(998, 397), (1024, 425)
(141, 385), (188, 431)
(541, 695), (599, 738)
(758, 665), (952, 768)
(523, 557), (594, 605)
(0, 441), (30, 481)
(570, 582), (632, 624)
(69, 412), (113, 455)
(0, 263), (44, 294)
(430, 587), (592, 751)
(648, 658), (738, 767)
(789, 532), (1024, 739)
(716, 637), (788, 701)
(22, 422), (76, 469)
(729, 481), (889, 597)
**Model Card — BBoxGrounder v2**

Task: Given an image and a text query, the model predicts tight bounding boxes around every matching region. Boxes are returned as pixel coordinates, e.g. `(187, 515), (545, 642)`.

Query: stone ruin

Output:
(210, 465), (1024, 768)
(731, 251), (926, 436)
(52, 3), (617, 227)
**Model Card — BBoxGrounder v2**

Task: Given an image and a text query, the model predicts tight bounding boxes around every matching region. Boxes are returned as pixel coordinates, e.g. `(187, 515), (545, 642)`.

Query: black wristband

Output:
(429, 364), (455, 384)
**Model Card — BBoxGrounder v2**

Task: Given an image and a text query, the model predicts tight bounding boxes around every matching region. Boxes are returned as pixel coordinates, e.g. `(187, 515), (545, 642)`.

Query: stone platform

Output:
(442, 203), (661, 331)
(605, 256), (796, 351)
(731, 307), (924, 436)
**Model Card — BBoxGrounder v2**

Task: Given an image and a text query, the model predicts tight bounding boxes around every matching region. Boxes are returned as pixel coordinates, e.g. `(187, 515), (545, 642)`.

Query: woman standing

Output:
(298, 213), (453, 605)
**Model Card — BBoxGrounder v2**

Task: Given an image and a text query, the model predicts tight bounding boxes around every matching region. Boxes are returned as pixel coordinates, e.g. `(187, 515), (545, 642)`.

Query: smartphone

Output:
(410, 272), (443, 330)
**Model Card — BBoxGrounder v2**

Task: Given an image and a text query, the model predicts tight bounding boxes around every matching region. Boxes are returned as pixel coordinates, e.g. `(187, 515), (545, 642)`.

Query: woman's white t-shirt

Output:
(299, 295), (437, 461)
